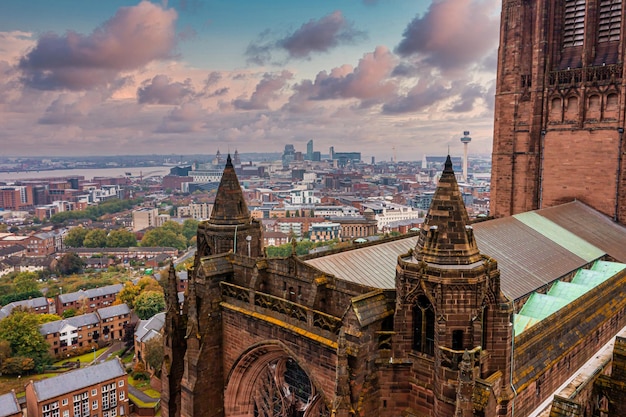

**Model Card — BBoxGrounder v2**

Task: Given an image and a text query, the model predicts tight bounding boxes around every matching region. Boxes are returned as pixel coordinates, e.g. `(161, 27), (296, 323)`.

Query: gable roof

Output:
(30, 359), (125, 401)
(0, 391), (20, 417)
(304, 201), (626, 301)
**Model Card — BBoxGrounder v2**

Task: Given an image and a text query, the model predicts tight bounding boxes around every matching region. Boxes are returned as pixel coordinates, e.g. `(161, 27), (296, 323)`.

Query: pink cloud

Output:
(19, 1), (177, 90)
(233, 70), (293, 110)
(395, 0), (499, 70)
(137, 75), (195, 105)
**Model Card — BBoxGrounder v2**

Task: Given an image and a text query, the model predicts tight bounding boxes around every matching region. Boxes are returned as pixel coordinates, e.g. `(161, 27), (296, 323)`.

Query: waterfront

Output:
(0, 166), (171, 182)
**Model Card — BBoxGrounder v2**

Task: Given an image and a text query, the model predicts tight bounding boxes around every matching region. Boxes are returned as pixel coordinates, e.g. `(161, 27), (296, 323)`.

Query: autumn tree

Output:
(13, 272), (39, 293)
(144, 334), (164, 375)
(106, 229), (137, 248)
(64, 227), (88, 247)
(134, 291), (166, 320)
(83, 229), (108, 248)
(115, 281), (142, 309)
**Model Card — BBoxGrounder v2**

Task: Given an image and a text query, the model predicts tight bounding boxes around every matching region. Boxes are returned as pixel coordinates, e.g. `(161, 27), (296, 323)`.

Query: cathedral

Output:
(492, 0), (626, 222)
(162, 155), (626, 416)
(161, 0), (626, 415)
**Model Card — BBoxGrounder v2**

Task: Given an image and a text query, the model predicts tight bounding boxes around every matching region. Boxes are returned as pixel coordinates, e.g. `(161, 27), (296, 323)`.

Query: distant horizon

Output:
(1, 1), (499, 160)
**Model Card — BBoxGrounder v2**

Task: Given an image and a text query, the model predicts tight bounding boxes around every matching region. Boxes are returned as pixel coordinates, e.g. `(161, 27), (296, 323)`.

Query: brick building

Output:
(56, 284), (123, 316)
(25, 359), (128, 417)
(491, 0), (626, 223)
(161, 155), (626, 416)
(39, 304), (131, 357)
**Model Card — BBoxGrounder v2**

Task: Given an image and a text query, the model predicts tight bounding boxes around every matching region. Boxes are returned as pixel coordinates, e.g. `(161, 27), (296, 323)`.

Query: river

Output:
(0, 166), (172, 182)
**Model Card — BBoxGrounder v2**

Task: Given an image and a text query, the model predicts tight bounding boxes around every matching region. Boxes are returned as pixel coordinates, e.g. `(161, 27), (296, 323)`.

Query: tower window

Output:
(413, 295), (435, 355)
(563, 0), (586, 47)
(452, 330), (464, 350)
(598, 0), (622, 42)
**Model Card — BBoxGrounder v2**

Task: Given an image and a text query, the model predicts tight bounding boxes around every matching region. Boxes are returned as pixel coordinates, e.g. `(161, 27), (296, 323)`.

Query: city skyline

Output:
(0, 0), (500, 161)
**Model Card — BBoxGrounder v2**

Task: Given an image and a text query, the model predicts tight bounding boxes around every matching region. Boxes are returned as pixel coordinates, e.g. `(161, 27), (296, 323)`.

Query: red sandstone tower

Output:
(394, 156), (514, 415)
(492, 0), (626, 222)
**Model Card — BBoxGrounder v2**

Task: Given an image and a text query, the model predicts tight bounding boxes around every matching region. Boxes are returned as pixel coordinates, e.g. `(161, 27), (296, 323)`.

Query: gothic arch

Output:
(224, 341), (330, 417)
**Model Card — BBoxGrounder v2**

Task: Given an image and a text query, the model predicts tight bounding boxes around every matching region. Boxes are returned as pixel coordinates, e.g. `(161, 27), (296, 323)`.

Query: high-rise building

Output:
(306, 139), (313, 161)
(491, 0), (626, 222)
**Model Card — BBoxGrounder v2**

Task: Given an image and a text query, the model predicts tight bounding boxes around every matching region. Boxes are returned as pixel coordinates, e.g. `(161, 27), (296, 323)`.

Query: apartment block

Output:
(25, 359), (128, 417)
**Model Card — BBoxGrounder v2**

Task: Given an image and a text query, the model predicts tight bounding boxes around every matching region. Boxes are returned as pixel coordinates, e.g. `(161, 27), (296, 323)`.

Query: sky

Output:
(0, 0), (502, 161)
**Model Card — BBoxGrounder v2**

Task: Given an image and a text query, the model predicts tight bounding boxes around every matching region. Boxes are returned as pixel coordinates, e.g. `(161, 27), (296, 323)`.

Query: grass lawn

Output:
(55, 347), (109, 365)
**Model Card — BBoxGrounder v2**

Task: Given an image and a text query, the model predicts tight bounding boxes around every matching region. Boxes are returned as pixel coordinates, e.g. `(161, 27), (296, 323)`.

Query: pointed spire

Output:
(415, 155), (481, 265)
(209, 153), (250, 225)
(166, 262), (179, 315)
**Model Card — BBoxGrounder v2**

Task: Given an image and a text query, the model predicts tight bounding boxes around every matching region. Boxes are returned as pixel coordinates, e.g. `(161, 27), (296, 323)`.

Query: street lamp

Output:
(93, 346), (96, 362)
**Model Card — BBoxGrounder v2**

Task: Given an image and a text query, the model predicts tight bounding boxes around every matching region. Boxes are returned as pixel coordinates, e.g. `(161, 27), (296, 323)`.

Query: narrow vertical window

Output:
(413, 295), (435, 356)
(563, 0), (587, 47)
(598, 0), (622, 42)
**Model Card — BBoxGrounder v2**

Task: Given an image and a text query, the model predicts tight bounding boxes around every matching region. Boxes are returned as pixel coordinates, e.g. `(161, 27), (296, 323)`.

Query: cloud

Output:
(137, 75), (195, 105)
(395, 0), (499, 70)
(233, 70), (293, 110)
(246, 11), (365, 65)
(286, 46), (396, 110)
(382, 77), (454, 114)
(157, 102), (205, 133)
(449, 83), (486, 113)
(19, 1), (177, 90)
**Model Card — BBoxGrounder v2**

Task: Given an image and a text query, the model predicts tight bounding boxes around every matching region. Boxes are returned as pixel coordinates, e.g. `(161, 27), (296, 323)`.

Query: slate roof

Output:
(97, 303), (130, 320)
(0, 391), (20, 417)
(31, 359), (125, 401)
(0, 297), (49, 319)
(40, 313), (99, 335)
(304, 201), (626, 302)
(58, 284), (123, 304)
(135, 312), (165, 343)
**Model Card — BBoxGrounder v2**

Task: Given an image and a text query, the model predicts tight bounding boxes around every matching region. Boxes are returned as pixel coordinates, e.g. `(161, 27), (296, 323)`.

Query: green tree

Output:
(141, 228), (187, 251)
(106, 229), (137, 247)
(83, 229), (107, 248)
(0, 308), (51, 369)
(64, 227), (88, 247)
(37, 314), (62, 324)
(161, 220), (183, 235)
(13, 272), (39, 294)
(134, 291), (166, 320)
(182, 219), (199, 243)
(144, 334), (164, 374)
(56, 253), (85, 275)
(62, 308), (77, 318)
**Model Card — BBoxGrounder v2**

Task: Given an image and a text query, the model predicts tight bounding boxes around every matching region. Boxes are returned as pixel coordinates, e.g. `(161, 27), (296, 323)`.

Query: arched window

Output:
(587, 94), (601, 120)
(481, 306), (489, 350)
(565, 96), (579, 121)
(550, 97), (562, 123)
(413, 295), (435, 355)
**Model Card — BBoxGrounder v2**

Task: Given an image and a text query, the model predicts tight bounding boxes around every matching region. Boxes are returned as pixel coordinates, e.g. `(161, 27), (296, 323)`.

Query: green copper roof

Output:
(514, 260), (626, 336)
(512, 212), (605, 262)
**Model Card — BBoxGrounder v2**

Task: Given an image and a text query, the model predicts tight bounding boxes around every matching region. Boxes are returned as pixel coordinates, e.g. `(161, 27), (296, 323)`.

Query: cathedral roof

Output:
(414, 155), (482, 265)
(209, 154), (251, 226)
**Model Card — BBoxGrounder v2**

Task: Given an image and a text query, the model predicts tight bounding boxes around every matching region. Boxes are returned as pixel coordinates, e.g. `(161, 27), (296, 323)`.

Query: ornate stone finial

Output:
(291, 237), (298, 256)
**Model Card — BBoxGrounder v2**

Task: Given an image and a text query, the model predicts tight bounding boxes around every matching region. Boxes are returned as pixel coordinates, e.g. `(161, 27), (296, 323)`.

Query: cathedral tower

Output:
(196, 154), (263, 260)
(492, 0), (626, 222)
(395, 156), (514, 415)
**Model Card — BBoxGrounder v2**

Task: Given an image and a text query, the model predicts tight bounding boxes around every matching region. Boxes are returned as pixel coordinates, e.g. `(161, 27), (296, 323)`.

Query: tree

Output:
(115, 281), (142, 309)
(138, 276), (163, 293)
(0, 308), (51, 369)
(106, 229), (137, 247)
(162, 220), (183, 235)
(182, 219), (199, 243)
(13, 272), (39, 294)
(64, 227), (88, 247)
(62, 308), (77, 318)
(134, 291), (166, 320)
(141, 228), (187, 251)
(144, 334), (164, 374)
(37, 314), (62, 324)
(56, 253), (85, 275)
(83, 229), (107, 248)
